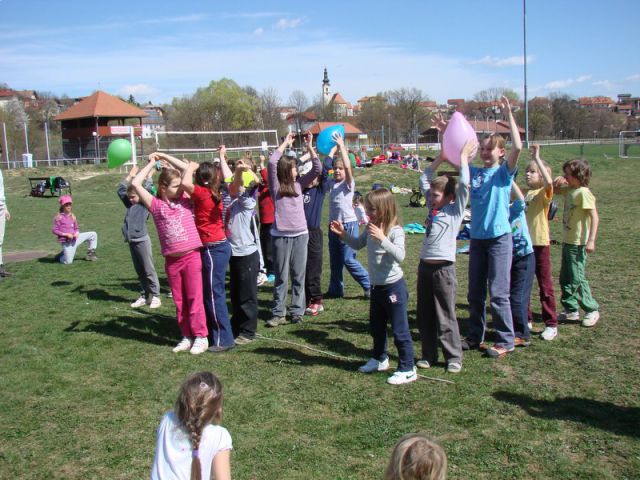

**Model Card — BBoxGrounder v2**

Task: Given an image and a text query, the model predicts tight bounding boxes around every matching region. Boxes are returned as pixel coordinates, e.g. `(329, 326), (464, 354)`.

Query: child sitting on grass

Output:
(151, 371), (231, 480)
(52, 195), (98, 264)
(524, 145), (558, 340)
(384, 433), (447, 480)
(330, 188), (416, 385)
(553, 158), (600, 327)
(117, 165), (161, 309)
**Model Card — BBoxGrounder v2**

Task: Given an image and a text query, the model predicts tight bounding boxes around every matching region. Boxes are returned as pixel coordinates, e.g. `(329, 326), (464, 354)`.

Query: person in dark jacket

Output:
(118, 165), (161, 309)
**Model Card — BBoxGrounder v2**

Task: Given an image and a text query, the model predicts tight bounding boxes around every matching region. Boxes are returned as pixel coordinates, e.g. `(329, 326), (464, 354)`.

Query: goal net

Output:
(618, 131), (640, 158)
(154, 129), (280, 160)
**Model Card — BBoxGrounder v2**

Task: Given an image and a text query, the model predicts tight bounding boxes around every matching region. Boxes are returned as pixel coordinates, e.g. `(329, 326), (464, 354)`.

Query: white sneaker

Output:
(358, 357), (390, 373)
(558, 310), (579, 322)
(257, 272), (268, 286)
(541, 326), (558, 341)
(172, 337), (193, 353)
(149, 296), (162, 309)
(582, 311), (600, 327)
(447, 362), (462, 373)
(416, 359), (431, 369)
(190, 337), (209, 355)
(130, 296), (146, 308)
(528, 321), (533, 331)
(387, 367), (418, 385)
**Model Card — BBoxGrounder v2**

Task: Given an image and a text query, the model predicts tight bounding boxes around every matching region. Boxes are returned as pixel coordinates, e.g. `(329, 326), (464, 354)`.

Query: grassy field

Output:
(1, 144), (638, 479)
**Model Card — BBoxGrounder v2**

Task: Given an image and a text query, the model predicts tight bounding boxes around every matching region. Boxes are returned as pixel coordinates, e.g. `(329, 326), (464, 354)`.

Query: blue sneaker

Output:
(266, 274), (275, 283)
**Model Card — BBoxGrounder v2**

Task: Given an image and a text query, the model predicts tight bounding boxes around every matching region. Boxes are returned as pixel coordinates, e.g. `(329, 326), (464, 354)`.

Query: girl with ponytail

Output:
(151, 372), (231, 480)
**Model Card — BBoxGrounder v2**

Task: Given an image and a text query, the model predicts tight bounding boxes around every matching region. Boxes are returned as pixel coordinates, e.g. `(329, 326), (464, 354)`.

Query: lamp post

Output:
(523, 0), (529, 148)
(92, 131), (99, 164)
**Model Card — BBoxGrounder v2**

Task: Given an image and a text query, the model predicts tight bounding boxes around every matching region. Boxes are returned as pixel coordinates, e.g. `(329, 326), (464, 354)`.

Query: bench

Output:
(28, 176), (72, 197)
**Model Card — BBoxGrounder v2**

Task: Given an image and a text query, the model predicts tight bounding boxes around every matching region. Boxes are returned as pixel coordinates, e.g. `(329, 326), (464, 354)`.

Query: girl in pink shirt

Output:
(51, 195), (98, 264)
(132, 155), (208, 355)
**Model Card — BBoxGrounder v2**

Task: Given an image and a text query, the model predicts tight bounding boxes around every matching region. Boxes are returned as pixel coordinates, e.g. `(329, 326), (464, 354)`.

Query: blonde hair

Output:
(384, 433), (447, 480)
(175, 372), (224, 480)
(525, 160), (552, 178)
(481, 133), (506, 158)
(364, 188), (399, 235)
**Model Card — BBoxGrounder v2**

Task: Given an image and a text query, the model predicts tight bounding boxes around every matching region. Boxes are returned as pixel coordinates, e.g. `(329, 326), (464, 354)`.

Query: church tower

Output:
(322, 67), (331, 107)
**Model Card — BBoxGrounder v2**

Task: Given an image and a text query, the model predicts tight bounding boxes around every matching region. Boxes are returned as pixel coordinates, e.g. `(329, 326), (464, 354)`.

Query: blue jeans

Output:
(201, 242), (234, 348)
(511, 253), (535, 339)
(467, 234), (515, 348)
(327, 221), (370, 296)
(370, 278), (415, 372)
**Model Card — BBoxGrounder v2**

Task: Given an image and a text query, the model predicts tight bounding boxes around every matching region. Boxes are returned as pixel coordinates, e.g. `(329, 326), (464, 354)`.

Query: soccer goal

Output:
(154, 129), (279, 160)
(618, 131), (640, 158)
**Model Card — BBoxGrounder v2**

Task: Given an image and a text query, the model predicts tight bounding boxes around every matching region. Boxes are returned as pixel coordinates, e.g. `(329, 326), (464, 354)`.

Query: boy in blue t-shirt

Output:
(463, 96), (523, 358)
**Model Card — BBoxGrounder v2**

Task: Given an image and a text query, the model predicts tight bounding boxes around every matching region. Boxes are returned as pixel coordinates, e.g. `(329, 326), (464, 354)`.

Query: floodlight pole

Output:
(523, 0), (529, 148)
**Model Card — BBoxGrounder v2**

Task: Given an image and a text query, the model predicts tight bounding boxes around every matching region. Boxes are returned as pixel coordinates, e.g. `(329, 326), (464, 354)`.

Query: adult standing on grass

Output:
(0, 167), (11, 279)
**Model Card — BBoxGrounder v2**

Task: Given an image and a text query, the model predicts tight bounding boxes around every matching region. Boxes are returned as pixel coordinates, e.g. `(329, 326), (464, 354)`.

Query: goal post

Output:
(154, 129), (280, 157)
(618, 131), (640, 158)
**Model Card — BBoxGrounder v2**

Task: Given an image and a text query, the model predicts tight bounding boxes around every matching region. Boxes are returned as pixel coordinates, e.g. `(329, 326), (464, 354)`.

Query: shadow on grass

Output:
(251, 346), (362, 372)
(322, 318), (369, 334)
(51, 280), (73, 287)
(291, 328), (369, 358)
(68, 313), (178, 346)
(72, 285), (131, 303)
(493, 391), (640, 439)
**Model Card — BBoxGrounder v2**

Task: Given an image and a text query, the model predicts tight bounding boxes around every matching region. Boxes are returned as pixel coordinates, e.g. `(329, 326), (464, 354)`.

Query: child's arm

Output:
(511, 181), (525, 202)
(154, 152), (189, 173)
(181, 161), (199, 195)
(553, 175), (568, 194)
(131, 156), (157, 209)
(330, 220), (367, 250)
(501, 96), (522, 172)
(586, 206), (599, 253)
(211, 449), (231, 480)
(335, 133), (353, 185)
(453, 139), (475, 214)
(219, 145), (233, 180)
(370, 224), (405, 263)
(299, 132), (322, 189)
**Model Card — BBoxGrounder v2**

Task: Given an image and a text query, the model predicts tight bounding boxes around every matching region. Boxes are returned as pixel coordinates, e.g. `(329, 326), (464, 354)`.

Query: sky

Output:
(1, 0), (638, 106)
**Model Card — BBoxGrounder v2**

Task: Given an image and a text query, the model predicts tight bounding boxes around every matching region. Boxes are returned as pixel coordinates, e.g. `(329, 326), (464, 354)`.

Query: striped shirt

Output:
(150, 195), (202, 256)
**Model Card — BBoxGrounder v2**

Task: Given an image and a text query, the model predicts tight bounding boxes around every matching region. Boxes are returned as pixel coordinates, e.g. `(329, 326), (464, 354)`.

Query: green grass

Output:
(1, 144), (639, 479)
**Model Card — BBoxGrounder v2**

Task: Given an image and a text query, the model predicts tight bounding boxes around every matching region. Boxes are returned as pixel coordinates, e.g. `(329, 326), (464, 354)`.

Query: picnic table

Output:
(28, 176), (72, 197)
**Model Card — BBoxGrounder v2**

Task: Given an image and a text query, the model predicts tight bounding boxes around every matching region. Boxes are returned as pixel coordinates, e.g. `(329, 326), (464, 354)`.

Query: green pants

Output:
(559, 244), (599, 313)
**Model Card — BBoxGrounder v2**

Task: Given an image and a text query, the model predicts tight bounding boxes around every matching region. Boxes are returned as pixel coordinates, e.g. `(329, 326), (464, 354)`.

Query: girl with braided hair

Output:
(151, 372), (232, 480)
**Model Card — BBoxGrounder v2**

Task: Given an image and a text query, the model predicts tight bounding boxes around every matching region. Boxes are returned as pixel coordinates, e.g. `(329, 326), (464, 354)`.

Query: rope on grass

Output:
(255, 333), (454, 385)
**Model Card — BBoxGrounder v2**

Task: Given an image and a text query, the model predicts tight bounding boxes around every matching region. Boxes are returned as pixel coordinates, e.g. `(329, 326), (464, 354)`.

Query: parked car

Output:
(387, 143), (404, 151)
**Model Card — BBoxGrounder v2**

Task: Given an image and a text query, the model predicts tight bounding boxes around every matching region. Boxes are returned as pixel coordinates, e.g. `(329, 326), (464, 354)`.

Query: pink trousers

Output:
(165, 250), (208, 338)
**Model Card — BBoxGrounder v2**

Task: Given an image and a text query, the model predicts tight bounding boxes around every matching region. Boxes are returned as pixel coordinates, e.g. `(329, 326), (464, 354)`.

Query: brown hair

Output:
(563, 158), (592, 186)
(156, 169), (182, 199)
(195, 162), (222, 202)
(276, 155), (299, 197)
(126, 184), (138, 196)
(384, 433), (447, 480)
(430, 175), (457, 199)
(481, 133), (506, 154)
(175, 372), (224, 480)
(364, 187), (399, 235)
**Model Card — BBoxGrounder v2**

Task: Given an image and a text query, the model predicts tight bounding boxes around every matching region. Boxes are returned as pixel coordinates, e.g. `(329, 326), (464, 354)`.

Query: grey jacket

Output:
(118, 179), (153, 243)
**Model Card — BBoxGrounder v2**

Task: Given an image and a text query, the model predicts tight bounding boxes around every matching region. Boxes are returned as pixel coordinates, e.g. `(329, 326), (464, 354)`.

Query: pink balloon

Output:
(442, 112), (477, 166)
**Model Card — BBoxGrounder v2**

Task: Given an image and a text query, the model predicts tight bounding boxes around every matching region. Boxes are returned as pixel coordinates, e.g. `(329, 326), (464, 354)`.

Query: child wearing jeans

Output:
(509, 183), (535, 347)
(553, 158), (600, 327)
(524, 145), (558, 340)
(416, 138), (475, 374)
(117, 165), (161, 309)
(52, 195), (98, 264)
(331, 188), (416, 385)
(463, 96), (522, 358)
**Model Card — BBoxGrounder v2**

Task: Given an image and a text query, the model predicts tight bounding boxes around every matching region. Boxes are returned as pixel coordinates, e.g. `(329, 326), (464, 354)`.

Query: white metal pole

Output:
(130, 126), (136, 165)
(44, 121), (51, 165)
(2, 122), (9, 168)
(23, 122), (30, 154)
(523, 0), (529, 148)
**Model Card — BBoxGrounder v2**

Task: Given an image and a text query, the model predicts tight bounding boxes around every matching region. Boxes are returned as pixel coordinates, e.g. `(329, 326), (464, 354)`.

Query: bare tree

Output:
(288, 90), (309, 134)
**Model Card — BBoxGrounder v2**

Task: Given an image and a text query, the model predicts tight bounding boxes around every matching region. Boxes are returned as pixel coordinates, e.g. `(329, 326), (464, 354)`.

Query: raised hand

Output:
(367, 222), (386, 242)
(329, 220), (345, 237)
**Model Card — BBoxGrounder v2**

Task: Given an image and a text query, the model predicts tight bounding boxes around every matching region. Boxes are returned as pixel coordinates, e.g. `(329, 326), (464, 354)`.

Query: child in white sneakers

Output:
(331, 188), (416, 385)
(117, 165), (161, 309)
(524, 145), (558, 340)
(553, 158), (600, 327)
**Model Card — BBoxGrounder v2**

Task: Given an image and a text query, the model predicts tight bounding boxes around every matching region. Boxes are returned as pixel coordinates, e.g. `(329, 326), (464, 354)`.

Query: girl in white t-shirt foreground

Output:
(151, 372), (232, 480)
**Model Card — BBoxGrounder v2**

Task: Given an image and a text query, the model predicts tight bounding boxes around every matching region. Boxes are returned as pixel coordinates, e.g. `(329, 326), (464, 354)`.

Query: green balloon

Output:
(107, 139), (132, 168)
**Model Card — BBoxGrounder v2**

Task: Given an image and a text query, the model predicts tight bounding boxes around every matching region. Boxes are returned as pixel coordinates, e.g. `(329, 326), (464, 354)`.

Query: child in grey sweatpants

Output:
(118, 166), (161, 309)
(415, 139), (475, 373)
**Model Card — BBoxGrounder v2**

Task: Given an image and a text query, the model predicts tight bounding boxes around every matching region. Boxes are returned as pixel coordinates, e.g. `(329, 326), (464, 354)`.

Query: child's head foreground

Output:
(175, 372), (224, 478)
(478, 134), (506, 168)
(157, 169), (183, 200)
(525, 159), (552, 189)
(384, 433), (447, 480)
(125, 184), (140, 204)
(562, 158), (592, 187)
(429, 175), (457, 210)
(58, 195), (73, 213)
(195, 161), (222, 201)
(277, 154), (299, 197)
(364, 187), (398, 234)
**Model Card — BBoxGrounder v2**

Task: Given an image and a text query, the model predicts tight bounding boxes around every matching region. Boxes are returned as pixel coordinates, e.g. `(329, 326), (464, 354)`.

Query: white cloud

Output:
(468, 55), (534, 67)
(222, 12), (283, 19)
(576, 75), (592, 83)
(117, 84), (160, 101)
(274, 18), (303, 30)
(592, 79), (616, 90)
(625, 74), (640, 81)
(253, 27), (264, 36)
(545, 75), (592, 89)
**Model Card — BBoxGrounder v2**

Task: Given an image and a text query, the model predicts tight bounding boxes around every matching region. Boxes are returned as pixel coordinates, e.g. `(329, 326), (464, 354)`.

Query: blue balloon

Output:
(317, 124), (345, 155)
